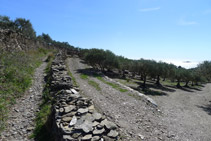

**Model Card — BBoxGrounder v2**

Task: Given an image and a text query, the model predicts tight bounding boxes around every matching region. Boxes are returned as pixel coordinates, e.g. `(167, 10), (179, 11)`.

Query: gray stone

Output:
(75, 120), (93, 133)
(107, 130), (119, 138)
(59, 108), (64, 113)
(91, 136), (100, 141)
(71, 89), (78, 94)
(101, 119), (117, 130)
(77, 108), (88, 114)
(69, 116), (77, 126)
(64, 105), (75, 113)
(93, 121), (100, 127)
(62, 117), (72, 122)
(81, 134), (92, 140)
(93, 128), (105, 135)
(93, 112), (102, 121)
(63, 135), (75, 141)
(66, 90), (72, 94)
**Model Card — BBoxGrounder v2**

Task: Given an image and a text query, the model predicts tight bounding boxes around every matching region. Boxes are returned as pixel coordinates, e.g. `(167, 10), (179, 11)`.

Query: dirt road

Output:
(67, 57), (172, 141)
(151, 84), (211, 141)
(67, 57), (211, 141)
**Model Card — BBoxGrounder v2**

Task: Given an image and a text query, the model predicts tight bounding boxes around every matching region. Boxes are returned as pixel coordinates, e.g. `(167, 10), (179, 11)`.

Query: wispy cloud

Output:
(139, 7), (160, 12)
(178, 18), (198, 26)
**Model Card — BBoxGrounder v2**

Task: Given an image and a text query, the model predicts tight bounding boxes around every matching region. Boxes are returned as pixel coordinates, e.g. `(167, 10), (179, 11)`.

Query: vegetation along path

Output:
(0, 61), (47, 141)
(151, 83), (211, 141)
(67, 57), (172, 141)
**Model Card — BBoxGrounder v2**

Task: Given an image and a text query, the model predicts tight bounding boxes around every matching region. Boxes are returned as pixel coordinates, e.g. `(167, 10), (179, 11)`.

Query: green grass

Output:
(65, 61), (78, 87)
(96, 76), (128, 92)
(80, 74), (89, 80)
(88, 80), (101, 91)
(30, 53), (55, 140)
(0, 48), (50, 132)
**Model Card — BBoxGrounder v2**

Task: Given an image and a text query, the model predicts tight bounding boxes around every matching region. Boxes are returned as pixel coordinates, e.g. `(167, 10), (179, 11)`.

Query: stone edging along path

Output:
(0, 60), (47, 141)
(50, 53), (120, 141)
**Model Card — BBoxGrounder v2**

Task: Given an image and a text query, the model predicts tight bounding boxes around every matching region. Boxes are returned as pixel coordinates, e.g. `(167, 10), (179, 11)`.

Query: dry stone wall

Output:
(0, 29), (49, 52)
(50, 53), (120, 141)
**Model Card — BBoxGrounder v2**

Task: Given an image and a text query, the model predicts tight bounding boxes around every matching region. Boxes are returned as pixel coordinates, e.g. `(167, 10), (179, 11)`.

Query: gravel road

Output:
(67, 57), (171, 141)
(151, 84), (211, 141)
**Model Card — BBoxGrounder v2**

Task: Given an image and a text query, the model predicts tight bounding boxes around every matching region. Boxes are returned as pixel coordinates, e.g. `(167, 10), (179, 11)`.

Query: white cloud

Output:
(139, 7), (160, 12)
(178, 18), (198, 26)
(161, 59), (199, 69)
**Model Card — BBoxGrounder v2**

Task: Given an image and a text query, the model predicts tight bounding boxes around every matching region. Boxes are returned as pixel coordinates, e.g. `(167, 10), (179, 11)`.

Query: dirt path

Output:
(67, 57), (172, 141)
(151, 84), (211, 141)
(0, 61), (47, 141)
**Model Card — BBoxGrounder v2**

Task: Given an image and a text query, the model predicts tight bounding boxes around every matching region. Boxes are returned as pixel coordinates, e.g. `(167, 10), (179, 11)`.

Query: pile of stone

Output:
(50, 53), (119, 141)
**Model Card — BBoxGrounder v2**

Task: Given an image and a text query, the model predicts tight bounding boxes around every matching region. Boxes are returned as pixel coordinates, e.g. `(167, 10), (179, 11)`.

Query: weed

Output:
(80, 74), (88, 80)
(96, 76), (128, 92)
(88, 80), (101, 91)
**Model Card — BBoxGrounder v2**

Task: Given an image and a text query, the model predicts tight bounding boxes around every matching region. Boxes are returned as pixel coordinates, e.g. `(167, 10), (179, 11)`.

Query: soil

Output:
(0, 60), (47, 141)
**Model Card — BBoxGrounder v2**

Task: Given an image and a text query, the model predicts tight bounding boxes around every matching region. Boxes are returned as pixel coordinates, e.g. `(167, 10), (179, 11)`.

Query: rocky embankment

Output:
(50, 53), (120, 141)
(0, 29), (48, 52)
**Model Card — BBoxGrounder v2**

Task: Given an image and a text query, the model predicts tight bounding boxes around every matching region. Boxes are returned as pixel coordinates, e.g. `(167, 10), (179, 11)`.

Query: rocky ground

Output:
(67, 57), (172, 141)
(0, 61), (47, 141)
(151, 83), (211, 141)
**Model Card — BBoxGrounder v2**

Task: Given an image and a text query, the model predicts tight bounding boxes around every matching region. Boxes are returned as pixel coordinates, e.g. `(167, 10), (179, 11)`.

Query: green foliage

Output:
(85, 49), (119, 71)
(0, 15), (14, 29)
(80, 74), (89, 80)
(88, 80), (101, 91)
(14, 18), (36, 39)
(0, 49), (48, 132)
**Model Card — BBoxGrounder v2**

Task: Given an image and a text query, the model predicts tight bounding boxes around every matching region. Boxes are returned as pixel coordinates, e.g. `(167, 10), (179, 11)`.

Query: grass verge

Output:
(80, 74), (89, 80)
(96, 76), (128, 92)
(88, 80), (101, 91)
(65, 61), (78, 87)
(0, 48), (50, 132)
(80, 74), (101, 91)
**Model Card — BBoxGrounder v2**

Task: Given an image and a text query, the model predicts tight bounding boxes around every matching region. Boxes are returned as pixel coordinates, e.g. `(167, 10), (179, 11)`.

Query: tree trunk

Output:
(176, 80), (181, 88)
(163, 77), (166, 81)
(156, 75), (161, 85)
(185, 81), (189, 87)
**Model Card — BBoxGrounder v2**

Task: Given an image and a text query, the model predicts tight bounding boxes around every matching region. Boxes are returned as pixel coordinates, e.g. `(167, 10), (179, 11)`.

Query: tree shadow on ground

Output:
(196, 102), (211, 115)
(135, 81), (176, 93)
(129, 86), (168, 96)
(76, 68), (102, 77)
(165, 85), (194, 92)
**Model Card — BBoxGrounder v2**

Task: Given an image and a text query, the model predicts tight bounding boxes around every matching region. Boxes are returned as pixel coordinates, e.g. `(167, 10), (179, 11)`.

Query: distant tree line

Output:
(0, 15), (74, 50)
(1, 15), (211, 88)
(79, 48), (211, 88)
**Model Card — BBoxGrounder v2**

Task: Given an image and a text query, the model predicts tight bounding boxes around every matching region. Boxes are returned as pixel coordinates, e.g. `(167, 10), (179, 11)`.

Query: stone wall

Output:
(0, 29), (50, 52)
(49, 53), (120, 141)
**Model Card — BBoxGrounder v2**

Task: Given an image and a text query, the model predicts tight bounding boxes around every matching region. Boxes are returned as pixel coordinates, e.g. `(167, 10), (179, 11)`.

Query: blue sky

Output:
(1, 0), (211, 68)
